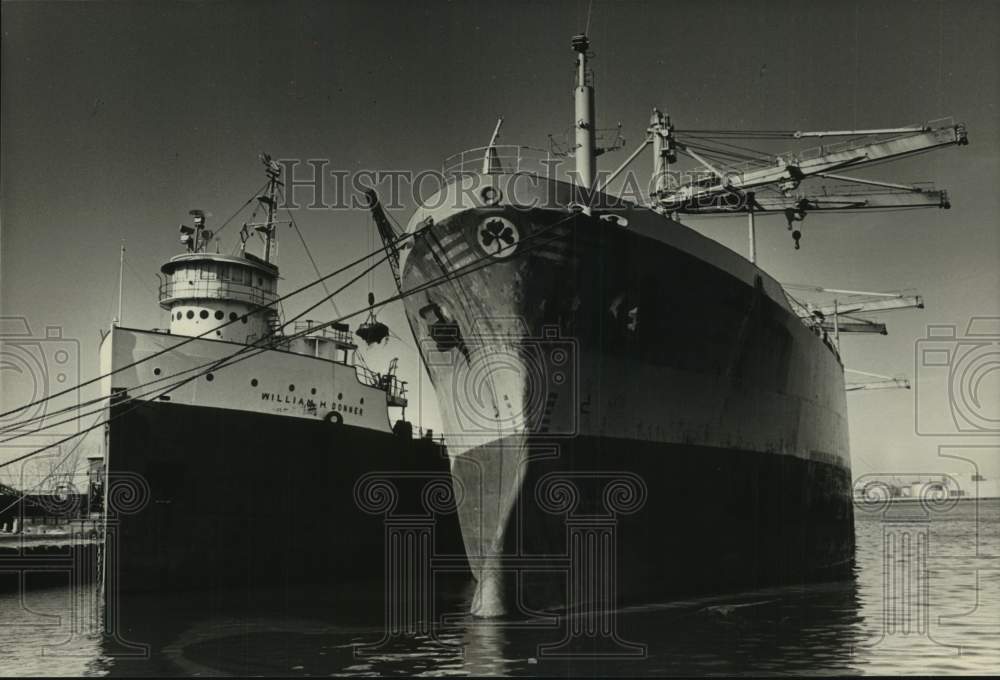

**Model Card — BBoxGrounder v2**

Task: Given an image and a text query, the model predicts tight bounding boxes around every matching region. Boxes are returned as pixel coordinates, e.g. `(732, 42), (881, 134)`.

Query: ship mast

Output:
(572, 34), (596, 190)
(259, 154), (282, 264)
(114, 241), (125, 327)
(649, 109), (674, 201)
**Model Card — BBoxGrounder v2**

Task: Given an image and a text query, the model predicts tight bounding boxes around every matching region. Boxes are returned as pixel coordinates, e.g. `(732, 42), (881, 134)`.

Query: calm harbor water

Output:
(2, 499), (997, 676)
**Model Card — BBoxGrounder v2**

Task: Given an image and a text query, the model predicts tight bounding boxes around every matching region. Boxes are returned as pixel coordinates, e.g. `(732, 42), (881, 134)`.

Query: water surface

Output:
(2, 499), (997, 676)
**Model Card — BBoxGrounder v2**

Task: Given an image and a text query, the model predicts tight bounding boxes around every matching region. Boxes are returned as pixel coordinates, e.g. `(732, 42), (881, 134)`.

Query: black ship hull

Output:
(103, 399), (468, 606)
(400, 176), (854, 615)
(452, 434), (854, 614)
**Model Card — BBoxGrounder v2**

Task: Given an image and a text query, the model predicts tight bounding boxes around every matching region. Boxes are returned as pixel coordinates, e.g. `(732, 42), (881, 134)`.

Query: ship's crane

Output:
(364, 188), (404, 291)
(680, 185), (950, 216)
(819, 316), (887, 335)
(597, 111), (968, 261)
(664, 121), (966, 257)
(796, 292), (924, 319)
(783, 285), (924, 339)
(787, 287), (917, 400)
(655, 121), (968, 211)
(845, 369), (911, 392)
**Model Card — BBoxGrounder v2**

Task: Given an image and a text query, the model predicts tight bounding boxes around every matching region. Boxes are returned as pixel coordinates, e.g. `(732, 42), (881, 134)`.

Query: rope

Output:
(0, 224), (429, 424)
(0, 410), (100, 516)
(673, 129), (798, 138)
(211, 179), (270, 239)
(0, 254), (390, 445)
(1, 210), (580, 464)
(680, 139), (775, 165)
(280, 187), (342, 319)
(124, 259), (157, 300)
(0, 254), (390, 467)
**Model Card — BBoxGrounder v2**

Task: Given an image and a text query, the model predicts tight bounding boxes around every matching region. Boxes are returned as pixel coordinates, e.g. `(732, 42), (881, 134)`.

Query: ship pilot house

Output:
(157, 178), (381, 383)
(159, 209), (283, 346)
(159, 209), (360, 361)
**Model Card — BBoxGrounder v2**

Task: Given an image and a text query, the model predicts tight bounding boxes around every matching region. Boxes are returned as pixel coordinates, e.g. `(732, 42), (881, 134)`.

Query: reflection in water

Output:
(1, 499), (997, 676)
(0, 584), (109, 676)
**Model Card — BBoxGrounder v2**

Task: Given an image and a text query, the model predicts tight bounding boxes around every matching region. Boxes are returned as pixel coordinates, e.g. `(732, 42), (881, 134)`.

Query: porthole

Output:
(206, 373), (214, 382)
(251, 379), (258, 387)
(480, 186), (502, 205)
(229, 312), (238, 322)
(215, 310), (224, 320)
(153, 367), (161, 376)
(337, 392), (343, 400)
(289, 384), (295, 392)
(200, 310), (209, 319)
(186, 310), (194, 319)
(175, 311), (182, 320)
(359, 397), (364, 405)
(241, 315), (248, 324)
(310, 387), (317, 395)
(600, 213), (630, 227)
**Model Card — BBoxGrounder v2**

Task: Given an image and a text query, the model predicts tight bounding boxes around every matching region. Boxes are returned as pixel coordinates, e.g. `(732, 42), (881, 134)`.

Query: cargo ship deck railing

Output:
(355, 365), (408, 407)
(158, 279), (277, 308)
(784, 290), (842, 360)
(442, 145), (558, 177)
(289, 319), (355, 346)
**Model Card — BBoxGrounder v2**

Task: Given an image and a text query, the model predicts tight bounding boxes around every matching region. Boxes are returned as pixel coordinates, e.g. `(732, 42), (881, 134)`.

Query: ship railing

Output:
(355, 365), (408, 407)
(290, 319), (354, 346)
(783, 289), (843, 360)
(784, 289), (826, 335)
(158, 279), (278, 308)
(442, 145), (559, 177)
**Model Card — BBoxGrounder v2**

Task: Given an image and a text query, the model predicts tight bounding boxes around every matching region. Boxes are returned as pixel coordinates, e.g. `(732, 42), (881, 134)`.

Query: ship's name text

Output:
(259, 392), (363, 416)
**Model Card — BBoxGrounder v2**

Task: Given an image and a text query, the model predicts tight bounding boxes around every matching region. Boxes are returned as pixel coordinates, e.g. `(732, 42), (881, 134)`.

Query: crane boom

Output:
(680, 187), (949, 214)
(800, 295), (923, 318)
(364, 189), (403, 291)
(845, 369), (911, 391)
(658, 122), (967, 210)
(819, 319), (887, 335)
(846, 379), (911, 391)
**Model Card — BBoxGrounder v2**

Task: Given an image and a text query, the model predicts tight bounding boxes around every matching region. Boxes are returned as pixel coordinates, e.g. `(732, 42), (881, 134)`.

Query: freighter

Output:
(392, 34), (967, 616)
(97, 156), (465, 607)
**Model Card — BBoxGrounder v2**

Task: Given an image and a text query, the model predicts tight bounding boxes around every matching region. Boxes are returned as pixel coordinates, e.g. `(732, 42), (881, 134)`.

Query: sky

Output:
(2, 0), (998, 487)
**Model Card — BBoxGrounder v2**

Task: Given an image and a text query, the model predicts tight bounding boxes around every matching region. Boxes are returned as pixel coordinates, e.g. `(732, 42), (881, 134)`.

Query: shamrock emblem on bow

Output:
(480, 218), (517, 255)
